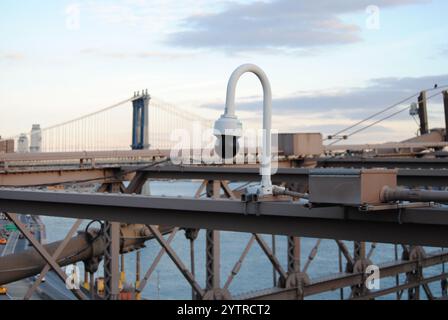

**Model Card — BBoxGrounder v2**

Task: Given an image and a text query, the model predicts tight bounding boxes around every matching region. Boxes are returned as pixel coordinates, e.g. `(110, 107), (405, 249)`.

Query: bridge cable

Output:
(325, 84), (448, 143)
(327, 89), (447, 146)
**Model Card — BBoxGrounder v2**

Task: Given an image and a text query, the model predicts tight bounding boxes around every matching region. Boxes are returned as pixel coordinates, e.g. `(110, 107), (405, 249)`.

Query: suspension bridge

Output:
(1, 79), (448, 301)
(5, 92), (213, 153)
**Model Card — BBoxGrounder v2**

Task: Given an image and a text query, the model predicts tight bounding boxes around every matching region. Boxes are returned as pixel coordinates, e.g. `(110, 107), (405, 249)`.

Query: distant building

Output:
(30, 124), (42, 153)
(17, 133), (29, 153)
(0, 137), (14, 154)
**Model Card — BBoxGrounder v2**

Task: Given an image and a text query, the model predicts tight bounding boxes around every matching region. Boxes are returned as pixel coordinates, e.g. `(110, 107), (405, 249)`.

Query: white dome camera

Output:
(213, 114), (242, 159)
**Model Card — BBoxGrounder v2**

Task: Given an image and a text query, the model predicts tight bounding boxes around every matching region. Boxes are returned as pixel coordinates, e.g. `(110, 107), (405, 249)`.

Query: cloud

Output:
(82, 0), (231, 34)
(442, 47), (448, 56)
(167, 0), (428, 53)
(204, 73), (448, 115)
(0, 52), (25, 61)
(201, 73), (448, 142)
(80, 48), (195, 60)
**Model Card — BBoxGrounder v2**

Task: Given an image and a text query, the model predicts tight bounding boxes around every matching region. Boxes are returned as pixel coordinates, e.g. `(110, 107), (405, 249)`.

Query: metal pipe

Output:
(224, 64), (273, 195)
(0, 231), (104, 286)
(381, 186), (448, 203)
(0, 225), (153, 286)
(273, 185), (309, 199)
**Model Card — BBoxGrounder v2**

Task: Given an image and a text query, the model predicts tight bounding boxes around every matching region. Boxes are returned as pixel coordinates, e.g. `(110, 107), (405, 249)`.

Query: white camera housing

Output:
(213, 115), (242, 159)
(214, 64), (273, 196)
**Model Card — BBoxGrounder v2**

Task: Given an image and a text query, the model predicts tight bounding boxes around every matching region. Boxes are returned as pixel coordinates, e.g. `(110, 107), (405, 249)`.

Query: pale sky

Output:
(0, 0), (447, 143)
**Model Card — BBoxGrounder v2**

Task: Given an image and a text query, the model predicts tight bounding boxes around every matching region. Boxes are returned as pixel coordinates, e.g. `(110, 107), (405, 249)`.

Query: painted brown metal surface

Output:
(1, 189), (448, 246)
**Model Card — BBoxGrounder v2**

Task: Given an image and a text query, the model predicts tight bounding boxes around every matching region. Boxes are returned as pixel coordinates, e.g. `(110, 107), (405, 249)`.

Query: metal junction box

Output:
(309, 169), (397, 206)
(277, 133), (323, 157)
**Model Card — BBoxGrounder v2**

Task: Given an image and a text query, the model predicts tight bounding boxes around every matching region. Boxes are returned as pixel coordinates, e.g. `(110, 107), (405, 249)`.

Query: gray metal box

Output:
(309, 169), (397, 206)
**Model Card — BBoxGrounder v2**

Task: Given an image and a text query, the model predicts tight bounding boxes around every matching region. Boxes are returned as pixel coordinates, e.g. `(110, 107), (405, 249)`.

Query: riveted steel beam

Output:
(1, 189), (448, 246)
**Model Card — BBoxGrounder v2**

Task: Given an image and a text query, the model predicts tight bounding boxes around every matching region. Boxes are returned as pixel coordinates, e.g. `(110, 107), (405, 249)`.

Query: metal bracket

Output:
(359, 202), (434, 212)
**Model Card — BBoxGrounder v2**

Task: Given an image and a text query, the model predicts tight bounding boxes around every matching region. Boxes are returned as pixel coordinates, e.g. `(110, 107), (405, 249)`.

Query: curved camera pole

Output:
(224, 64), (273, 195)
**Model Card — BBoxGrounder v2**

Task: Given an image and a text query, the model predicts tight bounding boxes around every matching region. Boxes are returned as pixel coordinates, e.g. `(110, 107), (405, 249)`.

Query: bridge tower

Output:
(131, 90), (150, 150)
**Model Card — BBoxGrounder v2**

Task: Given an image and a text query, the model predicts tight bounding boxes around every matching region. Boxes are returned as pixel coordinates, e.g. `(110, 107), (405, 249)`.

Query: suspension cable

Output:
(328, 89), (446, 146)
(326, 84), (448, 142)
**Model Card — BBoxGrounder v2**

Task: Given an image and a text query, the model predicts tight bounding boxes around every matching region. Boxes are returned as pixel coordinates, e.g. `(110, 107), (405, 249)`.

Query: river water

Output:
(40, 181), (446, 300)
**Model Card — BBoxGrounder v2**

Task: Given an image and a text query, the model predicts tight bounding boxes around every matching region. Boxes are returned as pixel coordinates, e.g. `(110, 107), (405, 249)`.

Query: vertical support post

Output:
(287, 237), (301, 274)
(418, 91), (429, 135)
(354, 241), (366, 261)
(284, 236), (309, 299)
(83, 269), (89, 290)
(104, 221), (121, 300)
(349, 241), (370, 298)
(405, 246), (425, 300)
(120, 254), (126, 286)
(185, 228), (199, 300)
(338, 247), (344, 300)
(135, 250), (141, 300)
(206, 230), (221, 291)
(272, 235), (277, 287)
(202, 180), (232, 300)
(206, 181), (221, 292)
(90, 272), (95, 300)
(131, 91), (151, 150)
(101, 182), (124, 300)
(132, 99), (139, 149)
(443, 91), (448, 141)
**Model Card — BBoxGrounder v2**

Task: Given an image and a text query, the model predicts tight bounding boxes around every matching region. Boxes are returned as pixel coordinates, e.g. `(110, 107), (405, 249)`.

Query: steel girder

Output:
(0, 189), (448, 247)
(129, 165), (448, 188)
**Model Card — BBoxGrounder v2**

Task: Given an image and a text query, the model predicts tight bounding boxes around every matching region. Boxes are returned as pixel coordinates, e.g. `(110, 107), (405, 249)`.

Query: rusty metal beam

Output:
(2, 189), (448, 246)
(3, 213), (87, 300)
(317, 158), (448, 170)
(136, 228), (179, 293)
(147, 225), (204, 298)
(103, 221), (120, 300)
(352, 273), (447, 300)
(23, 219), (83, 300)
(0, 150), (170, 164)
(135, 165), (448, 188)
(223, 235), (256, 290)
(254, 234), (287, 281)
(0, 168), (128, 187)
(238, 249), (448, 300)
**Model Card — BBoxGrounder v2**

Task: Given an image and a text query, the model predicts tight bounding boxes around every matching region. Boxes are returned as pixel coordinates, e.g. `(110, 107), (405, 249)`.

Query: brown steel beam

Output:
(317, 158), (448, 170)
(147, 225), (205, 298)
(103, 221), (121, 300)
(0, 150), (170, 164)
(2, 189), (448, 246)
(136, 228), (179, 293)
(136, 165), (448, 188)
(125, 171), (147, 194)
(0, 168), (128, 187)
(352, 273), (447, 300)
(4, 213), (87, 300)
(239, 249), (448, 300)
(254, 234), (287, 281)
(23, 219), (83, 300)
(223, 235), (256, 290)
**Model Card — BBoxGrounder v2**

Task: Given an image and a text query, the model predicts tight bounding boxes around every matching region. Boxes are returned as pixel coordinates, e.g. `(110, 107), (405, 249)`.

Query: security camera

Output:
(213, 114), (242, 159)
(215, 135), (240, 159)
